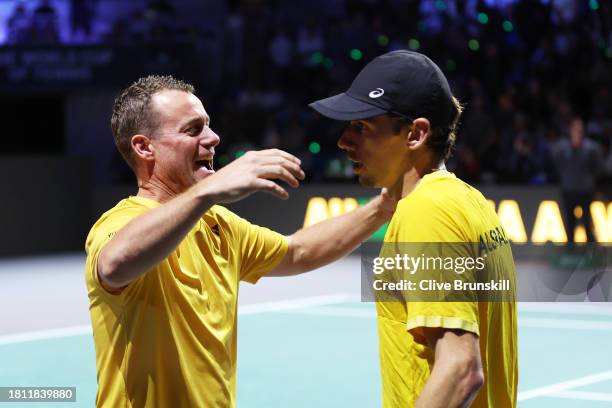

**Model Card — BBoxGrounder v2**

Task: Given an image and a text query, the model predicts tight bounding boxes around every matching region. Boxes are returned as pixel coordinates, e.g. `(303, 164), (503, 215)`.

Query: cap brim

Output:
(309, 93), (386, 120)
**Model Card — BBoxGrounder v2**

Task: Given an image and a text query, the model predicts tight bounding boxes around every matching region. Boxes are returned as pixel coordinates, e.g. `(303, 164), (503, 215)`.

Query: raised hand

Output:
(197, 149), (306, 203)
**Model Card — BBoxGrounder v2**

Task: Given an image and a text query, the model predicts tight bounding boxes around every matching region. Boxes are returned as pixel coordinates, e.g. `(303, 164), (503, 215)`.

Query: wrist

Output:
(186, 180), (218, 210)
(368, 194), (395, 221)
(364, 197), (389, 224)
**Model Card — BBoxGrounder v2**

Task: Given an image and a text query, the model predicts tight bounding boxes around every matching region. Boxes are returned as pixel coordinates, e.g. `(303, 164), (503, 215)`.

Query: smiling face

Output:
(337, 115), (410, 188)
(145, 89), (220, 192)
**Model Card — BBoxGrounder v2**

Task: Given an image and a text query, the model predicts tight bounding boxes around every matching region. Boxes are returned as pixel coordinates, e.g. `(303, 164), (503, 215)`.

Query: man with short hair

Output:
(551, 116), (603, 245)
(310, 50), (518, 407)
(85, 75), (395, 407)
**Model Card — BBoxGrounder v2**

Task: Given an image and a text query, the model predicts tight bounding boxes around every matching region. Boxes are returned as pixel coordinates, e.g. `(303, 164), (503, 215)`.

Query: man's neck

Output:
(389, 159), (445, 200)
(136, 177), (182, 203)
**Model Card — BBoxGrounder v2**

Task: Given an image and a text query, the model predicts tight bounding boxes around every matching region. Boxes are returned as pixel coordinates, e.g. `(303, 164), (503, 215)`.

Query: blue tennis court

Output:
(1, 254), (611, 407)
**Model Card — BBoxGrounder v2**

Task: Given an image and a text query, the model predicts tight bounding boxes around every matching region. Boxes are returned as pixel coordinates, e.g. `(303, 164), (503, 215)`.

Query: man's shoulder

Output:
(552, 139), (570, 153)
(86, 197), (152, 246)
(400, 172), (481, 210)
(96, 196), (154, 222)
(584, 138), (602, 152)
(390, 172), (494, 240)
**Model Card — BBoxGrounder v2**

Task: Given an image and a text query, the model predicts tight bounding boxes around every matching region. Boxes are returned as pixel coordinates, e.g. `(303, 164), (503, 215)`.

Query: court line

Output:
(519, 317), (612, 331)
(279, 306), (375, 318)
(517, 370), (612, 401)
(549, 390), (612, 402)
(278, 307), (612, 332)
(518, 303), (612, 316)
(0, 293), (356, 346)
(239, 293), (357, 315)
(0, 325), (92, 346)
(4, 297), (611, 345)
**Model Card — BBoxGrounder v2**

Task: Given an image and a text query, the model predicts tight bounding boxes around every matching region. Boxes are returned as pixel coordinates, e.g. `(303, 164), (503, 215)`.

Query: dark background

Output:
(0, 0), (610, 254)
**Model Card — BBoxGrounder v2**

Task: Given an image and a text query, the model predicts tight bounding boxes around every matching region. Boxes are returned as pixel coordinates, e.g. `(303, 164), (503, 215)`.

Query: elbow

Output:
(292, 244), (311, 272)
(463, 366), (484, 401)
(97, 248), (128, 289)
(285, 234), (313, 273)
(455, 357), (484, 403)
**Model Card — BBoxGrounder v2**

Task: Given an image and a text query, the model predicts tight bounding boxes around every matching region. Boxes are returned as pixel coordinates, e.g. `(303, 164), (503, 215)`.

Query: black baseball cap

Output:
(309, 50), (454, 127)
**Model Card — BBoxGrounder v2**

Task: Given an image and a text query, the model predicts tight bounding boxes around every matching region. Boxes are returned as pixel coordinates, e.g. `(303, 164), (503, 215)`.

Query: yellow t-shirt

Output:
(377, 170), (518, 407)
(84, 196), (288, 408)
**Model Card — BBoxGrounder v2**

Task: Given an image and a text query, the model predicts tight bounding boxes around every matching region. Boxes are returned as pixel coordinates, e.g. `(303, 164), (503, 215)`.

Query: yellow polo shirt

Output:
(377, 171), (518, 407)
(85, 196), (288, 407)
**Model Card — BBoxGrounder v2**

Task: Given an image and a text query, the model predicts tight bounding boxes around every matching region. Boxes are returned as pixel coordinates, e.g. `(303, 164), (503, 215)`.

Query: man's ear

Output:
(131, 134), (155, 161)
(406, 118), (431, 150)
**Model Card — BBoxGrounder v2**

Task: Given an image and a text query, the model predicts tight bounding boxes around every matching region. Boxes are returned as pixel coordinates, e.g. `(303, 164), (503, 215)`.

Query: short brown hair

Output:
(111, 75), (195, 168)
(392, 96), (464, 161)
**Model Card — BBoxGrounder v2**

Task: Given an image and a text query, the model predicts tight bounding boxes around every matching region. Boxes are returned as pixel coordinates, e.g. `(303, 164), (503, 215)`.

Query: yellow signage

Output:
(303, 197), (612, 244)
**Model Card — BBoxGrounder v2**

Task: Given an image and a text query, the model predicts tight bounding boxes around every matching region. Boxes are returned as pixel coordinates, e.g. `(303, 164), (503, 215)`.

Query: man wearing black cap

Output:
(310, 50), (518, 407)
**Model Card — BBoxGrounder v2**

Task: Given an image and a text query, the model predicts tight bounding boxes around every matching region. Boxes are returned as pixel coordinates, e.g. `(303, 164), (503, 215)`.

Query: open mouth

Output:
(195, 159), (214, 172)
(348, 158), (363, 172)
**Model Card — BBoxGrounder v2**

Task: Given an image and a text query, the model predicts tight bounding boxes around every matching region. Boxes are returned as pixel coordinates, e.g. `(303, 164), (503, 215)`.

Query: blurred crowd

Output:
(6, 0), (62, 45)
(5, 0), (192, 45)
(213, 0), (612, 186)
(5, 0), (612, 185)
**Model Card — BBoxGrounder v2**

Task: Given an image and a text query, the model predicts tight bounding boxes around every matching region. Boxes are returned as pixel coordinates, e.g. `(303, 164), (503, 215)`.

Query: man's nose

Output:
(337, 130), (355, 152)
(203, 127), (220, 147)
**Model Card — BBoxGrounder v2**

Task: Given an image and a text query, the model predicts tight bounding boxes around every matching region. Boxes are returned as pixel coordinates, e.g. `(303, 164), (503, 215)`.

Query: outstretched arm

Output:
(97, 149), (304, 290)
(267, 189), (396, 276)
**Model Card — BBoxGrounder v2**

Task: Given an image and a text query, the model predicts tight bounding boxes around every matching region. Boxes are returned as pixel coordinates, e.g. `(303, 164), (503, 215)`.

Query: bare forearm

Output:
(98, 148), (306, 288)
(415, 328), (484, 408)
(284, 199), (387, 273)
(98, 187), (213, 287)
(415, 363), (482, 408)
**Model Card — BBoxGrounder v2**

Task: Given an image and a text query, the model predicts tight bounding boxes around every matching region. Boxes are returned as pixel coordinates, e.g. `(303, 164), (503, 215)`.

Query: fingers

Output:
(278, 158), (305, 181)
(214, 149), (305, 201)
(243, 149), (305, 181)
(254, 179), (289, 200)
(257, 149), (302, 166)
(257, 165), (300, 188)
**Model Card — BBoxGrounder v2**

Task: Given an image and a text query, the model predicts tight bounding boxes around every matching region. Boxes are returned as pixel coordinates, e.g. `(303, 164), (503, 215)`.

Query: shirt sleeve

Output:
(222, 209), (288, 284)
(406, 301), (480, 339)
(84, 205), (150, 299)
(392, 192), (480, 338)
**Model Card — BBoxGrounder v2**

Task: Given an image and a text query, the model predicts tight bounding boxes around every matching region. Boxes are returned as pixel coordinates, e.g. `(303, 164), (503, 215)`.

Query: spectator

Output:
(30, 0), (608, 185)
(297, 19), (324, 65)
(551, 117), (604, 245)
(6, 2), (30, 45)
(70, 0), (96, 42)
(269, 26), (293, 68)
(31, 0), (60, 44)
(506, 134), (539, 183)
